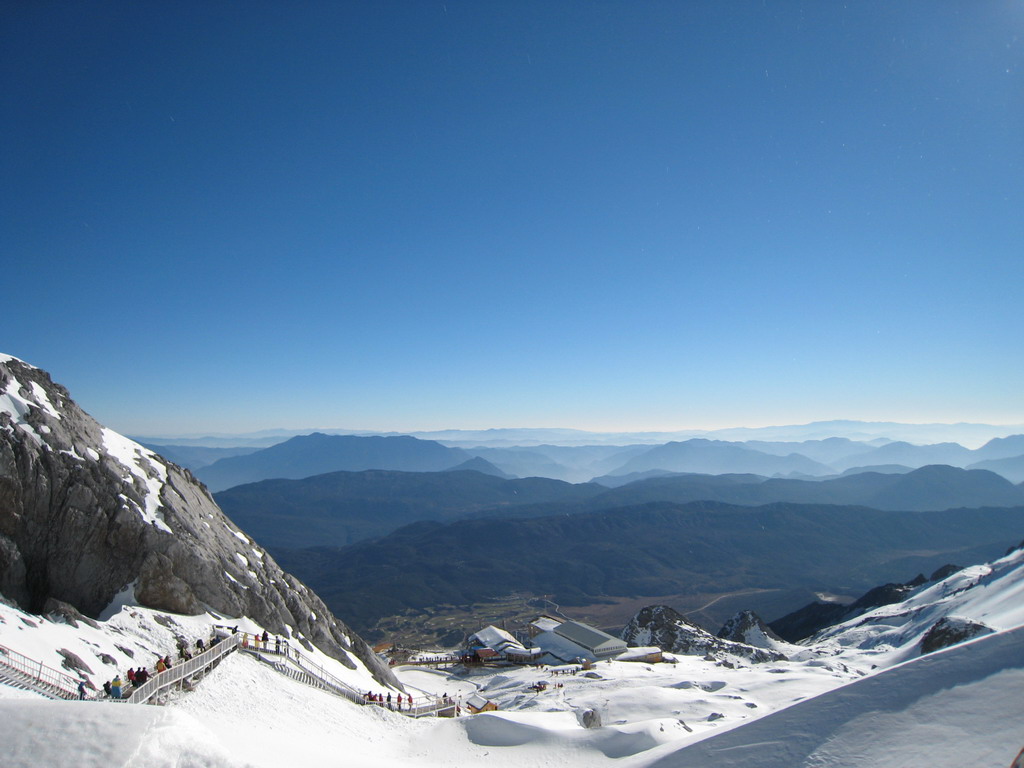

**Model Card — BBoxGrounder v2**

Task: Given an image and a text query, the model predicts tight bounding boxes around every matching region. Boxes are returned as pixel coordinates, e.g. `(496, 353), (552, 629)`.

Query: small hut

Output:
(465, 693), (499, 714)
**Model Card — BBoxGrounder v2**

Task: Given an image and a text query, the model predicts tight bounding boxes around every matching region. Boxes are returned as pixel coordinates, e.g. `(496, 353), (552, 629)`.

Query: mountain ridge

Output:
(0, 354), (395, 686)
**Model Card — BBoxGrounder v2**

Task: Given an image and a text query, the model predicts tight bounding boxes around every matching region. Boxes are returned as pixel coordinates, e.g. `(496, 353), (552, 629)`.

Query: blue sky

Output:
(2, 1), (1022, 436)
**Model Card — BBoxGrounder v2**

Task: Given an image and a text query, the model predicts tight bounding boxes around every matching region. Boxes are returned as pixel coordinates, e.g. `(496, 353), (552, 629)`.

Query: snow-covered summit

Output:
(0, 354), (394, 686)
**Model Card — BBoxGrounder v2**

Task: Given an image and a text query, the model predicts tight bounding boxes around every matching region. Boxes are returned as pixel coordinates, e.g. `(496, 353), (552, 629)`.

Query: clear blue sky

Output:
(3, 1), (1022, 436)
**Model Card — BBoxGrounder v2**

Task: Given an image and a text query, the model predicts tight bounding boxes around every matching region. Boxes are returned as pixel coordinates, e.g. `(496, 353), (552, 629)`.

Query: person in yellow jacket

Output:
(111, 675), (123, 699)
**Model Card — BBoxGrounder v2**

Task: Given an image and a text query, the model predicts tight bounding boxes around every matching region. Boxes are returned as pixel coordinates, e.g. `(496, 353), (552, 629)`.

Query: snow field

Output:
(646, 624), (1024, 767)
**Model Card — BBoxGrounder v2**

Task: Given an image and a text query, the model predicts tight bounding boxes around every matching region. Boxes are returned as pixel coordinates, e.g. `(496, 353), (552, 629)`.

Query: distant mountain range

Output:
(139, 443), (259, 470)
(173, 430), (1024, 492)
(967, 455), (1024, 483)
(215, 469), (604, 548)
(604, 439), (835, 478)
(133, 419), (1024, 450)
(214, 463), (1024, 552)
(194, 433), (473, 492)
(590, 465), (1024, 512)
(274, 501), (1024, 635)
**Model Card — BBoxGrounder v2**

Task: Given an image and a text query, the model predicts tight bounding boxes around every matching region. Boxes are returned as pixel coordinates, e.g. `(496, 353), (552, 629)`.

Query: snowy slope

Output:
(0, 598), (383, 701)
(3, 544), (1024, 767)
(643, 625), (1024, 767)
(0, 352), (395, 685)
(810, 543), (1024, 668)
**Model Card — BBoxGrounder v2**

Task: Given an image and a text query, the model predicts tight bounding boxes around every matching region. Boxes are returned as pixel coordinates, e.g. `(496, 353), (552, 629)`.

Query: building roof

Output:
(465, 694), (492, 710)
(530, 630), (594, 664)
(616, 646), (662, 662)
(554, 621), (626, 653)
(529, 616), (561, 633)
(470, 625), (525, 654)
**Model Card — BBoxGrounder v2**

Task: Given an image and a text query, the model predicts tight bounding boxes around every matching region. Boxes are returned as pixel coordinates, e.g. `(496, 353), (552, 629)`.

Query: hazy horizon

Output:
(128, 418), (1024, 451)
(4, 3), (1021, 437)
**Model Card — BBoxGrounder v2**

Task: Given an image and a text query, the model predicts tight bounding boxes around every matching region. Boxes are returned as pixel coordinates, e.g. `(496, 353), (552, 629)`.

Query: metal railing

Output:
(239, 640), (456, 718)
(1, 631), (456, 718)
(0, 642), (81, 700)
(124, 633), (242, 705)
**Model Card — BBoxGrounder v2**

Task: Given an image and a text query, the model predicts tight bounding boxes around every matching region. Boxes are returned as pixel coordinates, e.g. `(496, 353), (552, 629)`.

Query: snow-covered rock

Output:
(621, 605), (786, 663)
(716, 610), (787, 652)
(918, 616), (994, 654)
(0, 354), (394, 686)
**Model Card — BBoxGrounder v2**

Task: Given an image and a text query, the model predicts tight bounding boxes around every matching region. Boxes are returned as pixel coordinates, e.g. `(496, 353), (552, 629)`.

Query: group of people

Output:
(102, 657), (167, 699)
(364, 691), (415, 711)
(84, 627), (286, 703)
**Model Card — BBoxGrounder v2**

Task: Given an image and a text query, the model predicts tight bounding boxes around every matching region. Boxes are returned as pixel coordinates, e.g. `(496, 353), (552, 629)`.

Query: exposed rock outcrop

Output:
(771, 578), (939, 643)
(717, 610), (787, 651)
(621, 605), (786, 663)
(919, 616), (994, 655)
(0, 354), (396, 688)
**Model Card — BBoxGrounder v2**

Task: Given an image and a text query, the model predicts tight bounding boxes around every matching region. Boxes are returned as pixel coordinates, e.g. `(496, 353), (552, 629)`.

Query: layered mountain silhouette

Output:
(590, 465), (1024, 512)
(139, 443), (259, 470)
(604, 439), (835, 478)
(195, 432), (472, 491)
(0, 355), (395, 684)
(967, 455), (1024, 484)
(215, 469), (604, 548)
(172, 429), (1024, 491)
(441, 456), (514, 478)
(217, 463), (1024, 552)
(274, 500), (1024, 634)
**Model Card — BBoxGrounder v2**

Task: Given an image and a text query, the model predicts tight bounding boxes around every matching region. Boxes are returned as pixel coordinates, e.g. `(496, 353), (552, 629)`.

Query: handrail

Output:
(1, 631), (455, 718)
(124, 633), (242, 704)
(240, 640), (455, 718)
(0, 643), (80, 700)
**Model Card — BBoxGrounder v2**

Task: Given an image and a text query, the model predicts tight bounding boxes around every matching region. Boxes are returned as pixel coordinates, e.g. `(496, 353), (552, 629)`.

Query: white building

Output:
(530, 619), (627, 663)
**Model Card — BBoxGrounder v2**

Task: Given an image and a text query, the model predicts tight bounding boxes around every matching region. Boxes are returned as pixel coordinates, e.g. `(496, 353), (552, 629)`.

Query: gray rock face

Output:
(919, 616), (994, 655)
(576, 708), (602, 729)
(0, 355), (397, 688)
(717, 610), (786, 650)
(621, 605), (787, 664)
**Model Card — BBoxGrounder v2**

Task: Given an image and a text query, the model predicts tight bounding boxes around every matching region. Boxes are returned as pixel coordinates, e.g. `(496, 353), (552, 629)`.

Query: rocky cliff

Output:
(717, 609), (787, 651)
(0, 354), (396, 687)
(621, 605), (786, 663)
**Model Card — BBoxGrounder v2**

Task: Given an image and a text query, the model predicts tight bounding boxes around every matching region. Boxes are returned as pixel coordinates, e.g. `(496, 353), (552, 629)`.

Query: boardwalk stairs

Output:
(0, 643), (81, 700)
(2, 632), (457, 718)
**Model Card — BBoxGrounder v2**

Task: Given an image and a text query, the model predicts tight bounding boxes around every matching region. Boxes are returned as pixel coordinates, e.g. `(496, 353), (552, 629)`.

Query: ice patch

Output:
(0, 373), (42, 444)
(229, 529), (249, 543)
(234, 553), (249, 568)
(28, 381), (61, 419)
(100, 428), (172, 533)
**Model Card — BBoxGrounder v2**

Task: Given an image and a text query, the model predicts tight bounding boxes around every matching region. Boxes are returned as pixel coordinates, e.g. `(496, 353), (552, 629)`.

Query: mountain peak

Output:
(0, 355), (395, 686)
